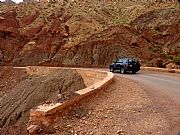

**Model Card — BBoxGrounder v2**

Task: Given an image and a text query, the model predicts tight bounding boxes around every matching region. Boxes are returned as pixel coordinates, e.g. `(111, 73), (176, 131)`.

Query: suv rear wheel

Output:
(120, 67), (125, 74)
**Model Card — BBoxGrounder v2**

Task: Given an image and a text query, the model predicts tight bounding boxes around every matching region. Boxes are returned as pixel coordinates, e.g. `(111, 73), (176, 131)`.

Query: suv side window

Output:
(117, 59), (123, 63)
(123, 59), (128, 63)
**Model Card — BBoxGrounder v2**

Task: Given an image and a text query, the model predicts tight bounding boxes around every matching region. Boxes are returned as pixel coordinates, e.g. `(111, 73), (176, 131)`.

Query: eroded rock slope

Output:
(0, 1), (179, 67)
(1, 68), (85, 128)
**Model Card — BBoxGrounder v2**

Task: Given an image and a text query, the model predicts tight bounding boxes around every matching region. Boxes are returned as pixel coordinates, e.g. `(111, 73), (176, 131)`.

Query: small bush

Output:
(164, 54), (173, 60)
(149, 46), (158, 52)
(172, 55), (180, 65)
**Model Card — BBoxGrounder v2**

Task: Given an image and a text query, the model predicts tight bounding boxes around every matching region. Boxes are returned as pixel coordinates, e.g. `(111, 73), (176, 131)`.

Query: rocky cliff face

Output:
(130, 8), (180, 67)
(51, 26), (151, 67)
(0, 6), (69, 66)
(0, 10), (28, 65)
(0, 1), (179, 67)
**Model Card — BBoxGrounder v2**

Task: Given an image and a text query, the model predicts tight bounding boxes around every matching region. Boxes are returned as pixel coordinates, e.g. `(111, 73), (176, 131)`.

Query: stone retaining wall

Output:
(26, 67), (114, 127)
(26, 66), (107, 87)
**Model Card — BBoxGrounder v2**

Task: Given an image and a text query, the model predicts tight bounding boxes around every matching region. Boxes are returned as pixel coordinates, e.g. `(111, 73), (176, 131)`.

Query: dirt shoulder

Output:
(50, 76), (180, 135)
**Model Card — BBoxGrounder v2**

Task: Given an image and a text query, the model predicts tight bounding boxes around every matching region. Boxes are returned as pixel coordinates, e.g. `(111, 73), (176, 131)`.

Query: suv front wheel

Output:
(110, 67), (114, 72)
(120, 67), (125, 74)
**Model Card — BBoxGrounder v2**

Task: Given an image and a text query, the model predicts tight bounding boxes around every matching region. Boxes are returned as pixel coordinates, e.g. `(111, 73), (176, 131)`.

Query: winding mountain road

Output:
(115, 71), (180, 103)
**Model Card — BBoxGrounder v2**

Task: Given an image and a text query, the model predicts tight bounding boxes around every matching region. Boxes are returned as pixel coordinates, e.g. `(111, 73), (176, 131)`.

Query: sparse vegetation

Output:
(172, 55), (180, 65)
(149, 46), (158, 52)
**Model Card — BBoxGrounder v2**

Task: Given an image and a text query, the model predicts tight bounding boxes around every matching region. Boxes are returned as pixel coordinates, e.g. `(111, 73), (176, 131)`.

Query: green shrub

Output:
(172, 55), (180, 65)
(149, 46), (158, 52)
(165, 54), (173, 60)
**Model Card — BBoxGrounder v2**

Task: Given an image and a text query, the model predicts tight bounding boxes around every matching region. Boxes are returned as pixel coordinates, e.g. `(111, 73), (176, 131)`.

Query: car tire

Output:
(120, 67), (125, 74)
(110, 67), (114, 72)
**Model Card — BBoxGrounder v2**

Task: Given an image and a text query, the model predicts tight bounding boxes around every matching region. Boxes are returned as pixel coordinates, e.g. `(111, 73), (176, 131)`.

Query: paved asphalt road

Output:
(115, 70), (180, 103)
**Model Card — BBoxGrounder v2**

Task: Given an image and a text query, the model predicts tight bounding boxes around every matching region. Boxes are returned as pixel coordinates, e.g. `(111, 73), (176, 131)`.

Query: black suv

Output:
(109, 58), (140, 74)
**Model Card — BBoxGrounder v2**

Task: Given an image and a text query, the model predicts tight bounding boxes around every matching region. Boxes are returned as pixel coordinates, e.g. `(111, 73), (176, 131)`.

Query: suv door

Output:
(114, 59), (123, 70)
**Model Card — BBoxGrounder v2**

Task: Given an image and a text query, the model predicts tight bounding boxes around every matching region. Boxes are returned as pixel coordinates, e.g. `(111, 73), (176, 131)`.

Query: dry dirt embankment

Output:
(0, 67), (27, 97)
(1, 67), (86, 128)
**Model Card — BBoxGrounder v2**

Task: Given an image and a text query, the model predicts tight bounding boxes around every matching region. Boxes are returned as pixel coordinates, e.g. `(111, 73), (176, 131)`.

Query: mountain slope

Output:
(0, 1), (179, 67)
